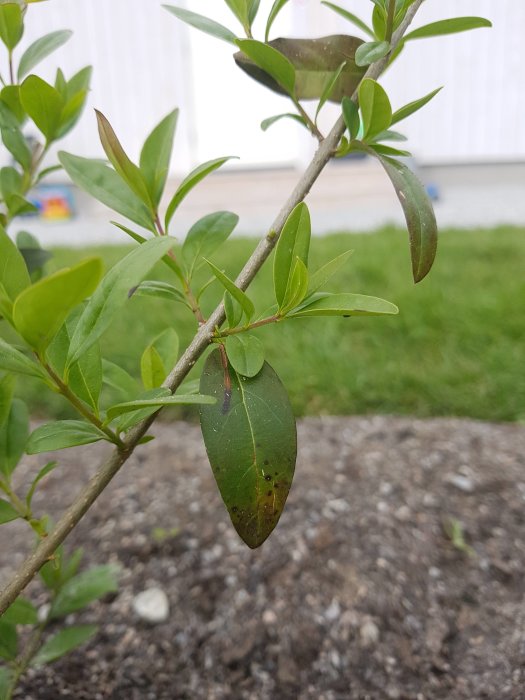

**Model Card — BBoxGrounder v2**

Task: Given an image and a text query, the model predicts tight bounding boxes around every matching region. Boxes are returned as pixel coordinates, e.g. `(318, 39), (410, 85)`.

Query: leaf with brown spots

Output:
(199, 349), (296, 548)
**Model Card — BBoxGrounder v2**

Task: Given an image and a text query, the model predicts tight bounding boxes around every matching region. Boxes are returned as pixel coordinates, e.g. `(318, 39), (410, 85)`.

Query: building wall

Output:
(11, 0), (524, 171)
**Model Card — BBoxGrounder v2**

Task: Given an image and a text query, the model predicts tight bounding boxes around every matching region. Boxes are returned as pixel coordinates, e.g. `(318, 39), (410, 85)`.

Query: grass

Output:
(4, 225), (524, 422)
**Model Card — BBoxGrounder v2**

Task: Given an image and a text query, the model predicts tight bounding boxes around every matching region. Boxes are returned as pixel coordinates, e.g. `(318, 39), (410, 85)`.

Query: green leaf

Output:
(102, 359), (139, 401)
(0, 337), (45, 378)
(0, 374), (13, 427)
(49, 564), (118, 618)
(280, 258), (309, 314)
(33, 625), (98, 666)
(355, 39), (390, 66)
(372, 4), (387, 40)
(0, 667), (13, 700)
(321, 2), (374, 38)
(371, 128), (407, 142)
(235, 38), (296, 97)
(224, 291), (243, 329)
(265, 0), (290, 42)
(261, 112), (307, 131)
(25, 461), (58, 507)
(115, 387), (169, 432)
(204, 259), (255, 323)
(67, 237), (175, 367)
(273, 202), (310, 307)
(12, 257), (103, 353)
(107, 393), (215, 421)
(139, 109), (179, 207)
(225, 334), (264, 378)
(2, 597), (38, 625)
(367, 151), (438, 281)
(0, 620), (17, 661)
(59, 152), (155, 232)
(405, 17), (492, 42)
(341, 96), (360, 140)
(165, 156), (235, 230)
(391, 86), (442, 126)
(199, 350), (296, 548)
(47, 306), (102, 414)
(56, 88), (88, 139)
(0, 86), (24, 123)
(0, 498), (19, 524)
(359, 78), (392, 141)
(182, 211), (239, 278)
(0, 115), (31, 170)
(247, 0), (261, 25)
(131, 280), (187, 305)
(18, 29), (73, 81)
(0, 224), (30, 300)
(368, 143), (411, 157)
(0, 2), (23, 50)
(236, 35), (365, 103)
(224, 0), (250, 28)
(96, 110), (151, 208)
(0, 398), (28, 479)
(308, 249), (353, 295)
(163, 5), (237, 44)
(315, 61), (347, 119)
(140, 327), (179, 389)
(19, 76), (64, 141)
(289, 291), (398, 317)
(26, 420), (107, 454)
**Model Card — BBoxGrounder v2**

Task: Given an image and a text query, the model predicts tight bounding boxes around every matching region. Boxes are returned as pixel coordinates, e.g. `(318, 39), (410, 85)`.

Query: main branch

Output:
(0, 0), (425, 616)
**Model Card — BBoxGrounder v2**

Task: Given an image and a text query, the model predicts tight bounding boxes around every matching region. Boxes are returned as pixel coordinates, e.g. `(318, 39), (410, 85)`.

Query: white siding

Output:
(12, 0), (525, 169)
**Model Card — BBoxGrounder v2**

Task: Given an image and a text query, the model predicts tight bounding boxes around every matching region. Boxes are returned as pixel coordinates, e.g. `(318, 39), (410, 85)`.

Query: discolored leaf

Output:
(235, 35), (366, 102)
(199, 350), (296, 548)
(225, 334), (264, 378)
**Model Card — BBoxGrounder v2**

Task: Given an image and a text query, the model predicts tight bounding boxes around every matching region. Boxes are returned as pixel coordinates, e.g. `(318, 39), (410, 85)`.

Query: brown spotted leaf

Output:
(199, 349), (296, 549)
(234, 34), (366, 102)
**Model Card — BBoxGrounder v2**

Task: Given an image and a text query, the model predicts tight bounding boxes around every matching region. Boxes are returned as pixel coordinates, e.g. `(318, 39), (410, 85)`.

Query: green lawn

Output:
(5, 225), (524, 422)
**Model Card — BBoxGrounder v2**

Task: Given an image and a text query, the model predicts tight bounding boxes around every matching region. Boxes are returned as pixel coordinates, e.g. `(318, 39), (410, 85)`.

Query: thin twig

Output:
(0, 0), (425, 616)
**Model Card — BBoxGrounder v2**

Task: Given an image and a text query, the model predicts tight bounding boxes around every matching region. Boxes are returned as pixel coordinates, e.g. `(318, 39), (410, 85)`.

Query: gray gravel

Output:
(2, 416), (525, 699)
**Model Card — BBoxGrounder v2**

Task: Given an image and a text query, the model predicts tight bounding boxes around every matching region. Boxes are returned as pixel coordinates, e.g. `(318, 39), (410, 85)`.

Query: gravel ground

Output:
(1, 416), (525, 700)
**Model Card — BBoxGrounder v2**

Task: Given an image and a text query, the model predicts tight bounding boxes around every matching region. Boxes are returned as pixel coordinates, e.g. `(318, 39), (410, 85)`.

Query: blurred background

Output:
(1, 0), (524, 422)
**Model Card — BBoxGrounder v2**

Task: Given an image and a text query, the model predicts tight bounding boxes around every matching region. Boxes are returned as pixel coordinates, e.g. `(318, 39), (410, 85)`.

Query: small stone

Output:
(324, 599), (341, 622)
(262, 609), (277, 626)
(360, 619), (380, 647)
(445, 474), (475, 493)
(37, 603), (50, 623)
(132, 588), (169, 623)
(395, 505), (411, 522)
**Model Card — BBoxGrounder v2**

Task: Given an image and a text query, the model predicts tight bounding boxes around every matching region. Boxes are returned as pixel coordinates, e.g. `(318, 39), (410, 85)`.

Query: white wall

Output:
(11, 0), (525, 171)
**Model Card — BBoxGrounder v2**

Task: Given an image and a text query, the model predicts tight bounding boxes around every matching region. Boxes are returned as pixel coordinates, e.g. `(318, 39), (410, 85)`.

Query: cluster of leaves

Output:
(0, 1), (492, 693)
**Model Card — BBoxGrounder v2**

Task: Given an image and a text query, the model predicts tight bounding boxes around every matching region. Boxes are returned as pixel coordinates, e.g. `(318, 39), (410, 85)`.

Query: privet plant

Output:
(0, 0), (490, 693)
